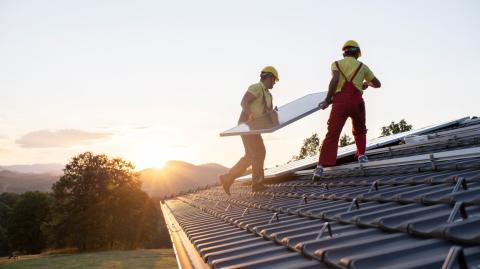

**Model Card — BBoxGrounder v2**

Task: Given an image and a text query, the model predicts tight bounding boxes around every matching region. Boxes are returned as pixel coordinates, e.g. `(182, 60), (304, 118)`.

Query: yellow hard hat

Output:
(342, 40), (360, 50)
(342, 40), (361, 57)
(261, 66), (279, 81)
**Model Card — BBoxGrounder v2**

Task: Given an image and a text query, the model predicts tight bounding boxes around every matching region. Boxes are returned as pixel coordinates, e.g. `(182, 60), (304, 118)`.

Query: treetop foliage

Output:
(380, 119), (413, 137)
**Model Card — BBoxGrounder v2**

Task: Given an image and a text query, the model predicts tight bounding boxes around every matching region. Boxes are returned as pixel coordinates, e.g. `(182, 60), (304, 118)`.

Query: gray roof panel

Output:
(163, 116), (480, 269)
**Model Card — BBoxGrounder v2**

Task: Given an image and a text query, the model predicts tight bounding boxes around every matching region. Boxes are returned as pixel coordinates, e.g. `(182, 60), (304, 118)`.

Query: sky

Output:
(0, 0), (479, 170)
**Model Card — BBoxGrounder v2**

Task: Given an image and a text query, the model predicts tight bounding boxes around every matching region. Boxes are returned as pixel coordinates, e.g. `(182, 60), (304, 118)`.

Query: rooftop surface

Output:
(162, 116), (480, 269)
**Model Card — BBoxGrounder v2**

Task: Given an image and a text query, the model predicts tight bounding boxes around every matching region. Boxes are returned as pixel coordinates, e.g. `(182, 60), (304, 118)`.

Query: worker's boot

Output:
(312, 166), (323, 181)
(358, 155), (369, 163)
(219, 174), (234, 195)
(252, 177), (267, 192)
(252, 182), (267, 192)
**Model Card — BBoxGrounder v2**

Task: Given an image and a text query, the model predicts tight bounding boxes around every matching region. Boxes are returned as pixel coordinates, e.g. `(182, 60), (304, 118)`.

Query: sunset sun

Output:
(127, 144), (170, 170)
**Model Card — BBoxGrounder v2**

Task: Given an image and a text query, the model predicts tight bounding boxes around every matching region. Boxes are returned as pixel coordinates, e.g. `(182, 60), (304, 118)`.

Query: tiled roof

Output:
(236, 117), (470, 180)
(162, 116), (480, 269)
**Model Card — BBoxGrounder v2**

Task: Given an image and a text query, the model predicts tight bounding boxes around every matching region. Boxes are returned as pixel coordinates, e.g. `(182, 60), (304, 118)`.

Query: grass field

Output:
(0, 249), (178, 269)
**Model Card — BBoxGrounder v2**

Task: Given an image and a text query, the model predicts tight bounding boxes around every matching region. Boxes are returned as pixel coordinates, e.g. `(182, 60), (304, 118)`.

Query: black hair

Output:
(260, 72), (274, 80)
(343, 46), (361, 58)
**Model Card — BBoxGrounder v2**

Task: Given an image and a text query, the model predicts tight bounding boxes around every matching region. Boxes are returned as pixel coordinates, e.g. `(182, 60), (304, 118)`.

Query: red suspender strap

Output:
(335, 61), (348, 81)
(335, 61), (363, 82)
(350, 62), (363, 82)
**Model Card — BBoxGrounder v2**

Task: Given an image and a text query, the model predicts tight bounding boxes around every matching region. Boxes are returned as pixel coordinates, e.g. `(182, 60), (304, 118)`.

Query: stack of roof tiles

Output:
(163, 117), (480, 269)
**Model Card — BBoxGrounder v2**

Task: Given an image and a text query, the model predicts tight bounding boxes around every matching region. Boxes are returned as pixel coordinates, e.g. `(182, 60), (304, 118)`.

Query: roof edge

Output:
(160, 201), (210, 269)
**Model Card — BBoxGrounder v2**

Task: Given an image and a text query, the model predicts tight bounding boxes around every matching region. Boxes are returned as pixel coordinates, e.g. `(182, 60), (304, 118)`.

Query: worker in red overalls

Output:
(313, 40), (381, 181)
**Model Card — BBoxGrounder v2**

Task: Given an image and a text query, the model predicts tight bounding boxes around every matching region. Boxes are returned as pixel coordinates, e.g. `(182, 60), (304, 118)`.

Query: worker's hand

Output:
(247, 113), (255, 122)
(362, 82), (369, 90)
(319, 100), (330, 110)
(270, 109), (279, 124)
(363, 81), (374, 90)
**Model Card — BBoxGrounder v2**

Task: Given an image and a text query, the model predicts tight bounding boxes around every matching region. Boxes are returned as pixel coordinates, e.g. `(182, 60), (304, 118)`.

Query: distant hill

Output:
(0, 163), (64, 175)
(0, 161), (228, 197)
(139, 161), (229, 198)
(0, 170), (60, 193)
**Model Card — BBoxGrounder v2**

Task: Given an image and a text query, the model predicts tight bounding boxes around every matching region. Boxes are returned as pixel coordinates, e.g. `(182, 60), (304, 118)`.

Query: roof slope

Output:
(163, 116), (480, 269)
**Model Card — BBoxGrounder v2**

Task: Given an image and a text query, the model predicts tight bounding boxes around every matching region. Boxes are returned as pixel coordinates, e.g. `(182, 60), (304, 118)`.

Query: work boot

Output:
(219, 174), (234, 195)
(252, 182), (267, 192)
(312, 166), (323, 181)
(358, 155), (369, 163)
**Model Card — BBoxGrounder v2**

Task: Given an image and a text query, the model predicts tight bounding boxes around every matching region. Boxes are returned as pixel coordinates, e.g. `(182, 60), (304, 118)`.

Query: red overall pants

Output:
(318, 62), (367, 167)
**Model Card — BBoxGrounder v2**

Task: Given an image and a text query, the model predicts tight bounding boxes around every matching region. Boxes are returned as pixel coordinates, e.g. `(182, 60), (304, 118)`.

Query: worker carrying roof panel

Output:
(312, 40), (382, 180)
(219, 66), (279, 194)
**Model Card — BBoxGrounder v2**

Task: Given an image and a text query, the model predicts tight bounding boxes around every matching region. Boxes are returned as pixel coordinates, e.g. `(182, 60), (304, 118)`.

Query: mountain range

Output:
(140, 161), (229, 198)
(0, 161), (229, 197)
(0, 163), (64, 175)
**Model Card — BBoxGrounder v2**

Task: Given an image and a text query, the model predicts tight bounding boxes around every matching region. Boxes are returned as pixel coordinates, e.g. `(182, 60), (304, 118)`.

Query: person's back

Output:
(313, 40), (381, 181)
(333, 56), (375, 96)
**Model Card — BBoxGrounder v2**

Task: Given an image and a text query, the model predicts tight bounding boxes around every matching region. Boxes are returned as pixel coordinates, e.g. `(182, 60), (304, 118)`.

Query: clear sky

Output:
(1, 0), (479, 170)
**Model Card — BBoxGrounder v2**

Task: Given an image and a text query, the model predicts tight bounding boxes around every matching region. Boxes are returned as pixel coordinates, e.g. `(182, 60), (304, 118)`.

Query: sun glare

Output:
(119, 128), (195, 170)
(133, 153), (167, 170)
(125, 142), (171, 170)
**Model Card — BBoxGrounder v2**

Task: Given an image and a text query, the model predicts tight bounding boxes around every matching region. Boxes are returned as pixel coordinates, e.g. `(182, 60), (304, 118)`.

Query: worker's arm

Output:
(363, 77), (381, 89)
(241, 92), (257, 121)
(319, 71), (339, 110)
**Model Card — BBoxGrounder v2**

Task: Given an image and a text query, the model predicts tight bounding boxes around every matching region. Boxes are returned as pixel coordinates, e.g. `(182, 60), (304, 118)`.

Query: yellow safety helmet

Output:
(342, 40), (361, 57)
(261, 66), (279, 82)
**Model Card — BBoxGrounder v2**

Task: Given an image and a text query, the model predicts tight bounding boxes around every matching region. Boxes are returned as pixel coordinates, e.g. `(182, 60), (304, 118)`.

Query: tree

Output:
(0, 193), (20, 208)
(0, 225), (8, 256)
(50, 152), (158, 250)
(292, 133), (319, 161)
(381, 119), (413, 137)
(291, 132), (357, 161)
(0, 195), (17, 231)
(145, 198), (172, 249)
(339, 134), (355, 147)
(0, 203), (11, 256)
(0, 193), (19, 256)
(6, 191), (53, 254)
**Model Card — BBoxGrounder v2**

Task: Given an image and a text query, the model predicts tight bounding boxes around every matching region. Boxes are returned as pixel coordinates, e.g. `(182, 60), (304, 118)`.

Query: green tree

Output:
(0, 193), (19, 256)
(291, 132), (356, 162)
(292, 133), (320, 161)
(145, 199), (172, 249)
(51, 152), (158, 250)
(381, 119), (413, 137)
(0, 225), (8, 256)
(6, 191), (53, 254)
(0, 193), (20, 208)
(339, 134), (355, 147)
(0, 203), (11, 256)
